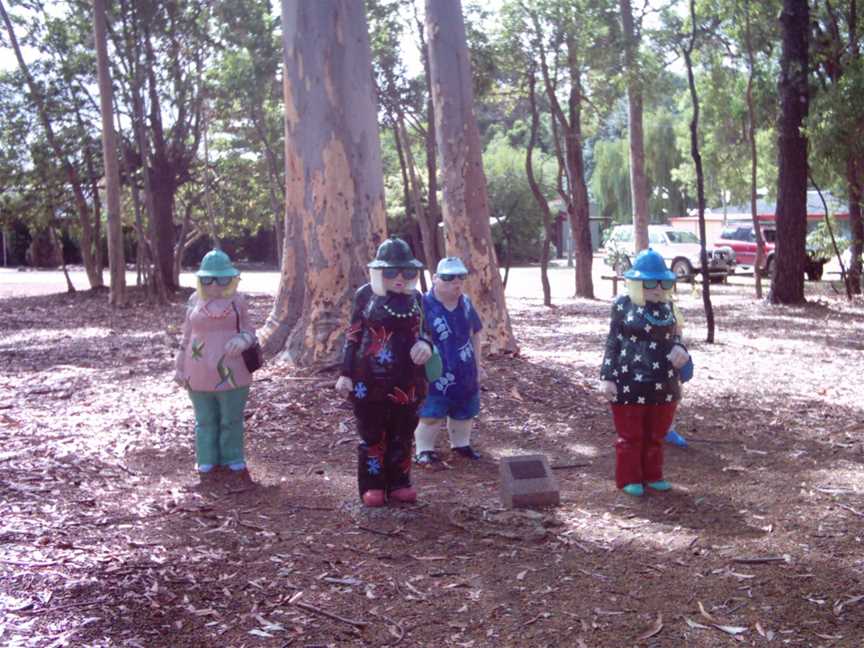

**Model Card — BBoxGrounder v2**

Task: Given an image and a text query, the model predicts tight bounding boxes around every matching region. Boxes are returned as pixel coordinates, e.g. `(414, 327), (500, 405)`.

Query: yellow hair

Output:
(196, 275), (240, 301)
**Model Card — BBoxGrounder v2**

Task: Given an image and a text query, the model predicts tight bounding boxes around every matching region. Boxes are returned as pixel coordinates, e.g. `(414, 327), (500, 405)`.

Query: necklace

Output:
(642, 303), (675, 327)
(201, 299), (233, 319)
(382, 299), (419, 319)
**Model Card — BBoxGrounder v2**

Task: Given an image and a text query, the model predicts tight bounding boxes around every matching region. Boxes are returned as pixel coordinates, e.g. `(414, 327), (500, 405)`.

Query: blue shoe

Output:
(228, 462), (247, 472)
(622, 483), (644, 496)
(647, 480), (672, 491)
(197, 463), (215, 473)
(665, 429), (688, 447)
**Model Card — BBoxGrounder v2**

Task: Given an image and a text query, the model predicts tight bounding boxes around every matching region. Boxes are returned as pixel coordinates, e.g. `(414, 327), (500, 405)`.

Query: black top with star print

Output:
(600, 295), (684, 405)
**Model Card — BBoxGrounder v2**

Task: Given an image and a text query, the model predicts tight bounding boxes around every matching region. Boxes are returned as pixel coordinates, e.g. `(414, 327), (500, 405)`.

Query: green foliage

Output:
(807, 216), (852, 260)
(483, 133), (556, 263)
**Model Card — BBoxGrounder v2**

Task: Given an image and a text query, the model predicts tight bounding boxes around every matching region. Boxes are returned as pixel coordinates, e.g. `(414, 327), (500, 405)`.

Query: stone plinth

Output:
(499, 454), (560, 509)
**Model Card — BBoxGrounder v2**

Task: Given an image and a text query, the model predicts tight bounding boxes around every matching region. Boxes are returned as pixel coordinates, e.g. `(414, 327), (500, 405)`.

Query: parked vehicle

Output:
(602, 224), (736, 281)
(714, 222), (827, 280)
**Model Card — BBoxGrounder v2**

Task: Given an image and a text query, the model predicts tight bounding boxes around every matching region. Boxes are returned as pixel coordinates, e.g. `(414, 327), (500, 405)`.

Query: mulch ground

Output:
(1, 280), (863, 647)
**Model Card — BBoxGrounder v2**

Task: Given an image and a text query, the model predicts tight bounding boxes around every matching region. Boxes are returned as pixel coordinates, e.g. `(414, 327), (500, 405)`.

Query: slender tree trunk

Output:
(846, 157), (863, 293)
(417, 15), (442, 264)
(771, 0), (809, 304)
(94, 0), (126, 306)
(564, 39), (594, 299)
(398, 115), (439, 271)
(0, 0), (103, 288)
(53, 227), (76, 294)
(684, 0), (715, 343)
(426, 0), (517, 354)
(525, 65), (552, 307)
(744, 0), (764, 299)
(620, 0), (649, 252)
(270, 0), (387, 366)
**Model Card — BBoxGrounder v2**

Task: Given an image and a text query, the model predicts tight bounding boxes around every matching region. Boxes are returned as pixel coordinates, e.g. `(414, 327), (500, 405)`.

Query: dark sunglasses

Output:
(439, 274), (467, 282)
(382, 268), (418, 280)
(200, 276), (234, 286)
(642, 279), (675, 290)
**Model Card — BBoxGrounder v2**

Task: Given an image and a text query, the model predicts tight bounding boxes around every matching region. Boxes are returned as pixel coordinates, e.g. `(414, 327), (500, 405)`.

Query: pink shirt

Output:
(176, 293), (255, 392)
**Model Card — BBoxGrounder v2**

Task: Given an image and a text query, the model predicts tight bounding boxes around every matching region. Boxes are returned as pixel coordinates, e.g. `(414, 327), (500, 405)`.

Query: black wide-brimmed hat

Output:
(367, 235), (424, 269)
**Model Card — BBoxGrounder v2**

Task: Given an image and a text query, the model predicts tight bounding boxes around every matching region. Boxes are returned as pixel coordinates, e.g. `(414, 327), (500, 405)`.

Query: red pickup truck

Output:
(715, 222), (826, 280)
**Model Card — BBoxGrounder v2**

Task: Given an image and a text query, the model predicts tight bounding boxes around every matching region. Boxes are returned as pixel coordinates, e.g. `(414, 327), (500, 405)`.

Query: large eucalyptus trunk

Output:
(619, 0), (649, 252)
(267, 0), (387, 366)
(425, 0), (517, 354)
(94, 0), (126, 306)
(771, 0), (809, 304)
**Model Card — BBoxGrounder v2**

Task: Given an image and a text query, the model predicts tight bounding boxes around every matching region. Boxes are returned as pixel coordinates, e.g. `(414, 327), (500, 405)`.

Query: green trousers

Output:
(188, 387), (250, 468)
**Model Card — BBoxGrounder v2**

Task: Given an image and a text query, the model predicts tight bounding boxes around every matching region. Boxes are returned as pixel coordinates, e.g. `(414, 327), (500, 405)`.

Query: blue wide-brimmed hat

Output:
(623, 248), (676, 281)
(436, 256), (468, 275)
(196, 249), (240, 278)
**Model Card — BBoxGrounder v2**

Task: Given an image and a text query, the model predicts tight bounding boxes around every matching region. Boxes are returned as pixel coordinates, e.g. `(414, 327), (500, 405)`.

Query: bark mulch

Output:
(1, 282), (863, 647)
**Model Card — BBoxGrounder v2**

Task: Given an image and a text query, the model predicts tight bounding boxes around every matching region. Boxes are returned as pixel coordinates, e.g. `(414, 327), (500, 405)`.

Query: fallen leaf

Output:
(634, 613), (663, 642)
(713, 624), (748, 635)
(833, 594), (864, 615)
(698, 601), (720, 624)
(686, 618), (709, 629)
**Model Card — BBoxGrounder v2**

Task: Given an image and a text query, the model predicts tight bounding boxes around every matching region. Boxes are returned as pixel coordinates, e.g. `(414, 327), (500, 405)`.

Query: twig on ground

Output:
(370, 610), (406, 645)
(356, 524), (404, 537)
(291, 600), (368, 629)
(732, 556), (787, 564)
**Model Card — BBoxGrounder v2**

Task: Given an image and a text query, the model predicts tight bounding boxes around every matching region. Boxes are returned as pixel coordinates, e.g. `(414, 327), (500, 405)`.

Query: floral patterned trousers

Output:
(354, 400), (418, 498)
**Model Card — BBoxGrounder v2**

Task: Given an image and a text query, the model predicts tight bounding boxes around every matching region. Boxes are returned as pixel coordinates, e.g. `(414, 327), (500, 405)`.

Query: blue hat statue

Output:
(623, 248), (677, 282)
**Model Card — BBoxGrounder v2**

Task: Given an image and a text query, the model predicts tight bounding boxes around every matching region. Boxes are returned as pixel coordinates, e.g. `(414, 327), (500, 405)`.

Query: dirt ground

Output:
(1, 277), (863, 648)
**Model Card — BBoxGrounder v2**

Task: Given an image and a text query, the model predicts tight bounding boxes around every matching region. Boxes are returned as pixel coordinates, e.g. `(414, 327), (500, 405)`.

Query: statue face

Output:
(433, 273), (465, 302)
(198, 276), (239, 300)
(381, 268), (418, 294)
(643, 284), (668, 303)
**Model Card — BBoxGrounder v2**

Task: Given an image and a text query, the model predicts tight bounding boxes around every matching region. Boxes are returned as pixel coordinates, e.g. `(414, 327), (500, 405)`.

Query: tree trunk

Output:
(398, 115), (439, 271)
(564, 39), (594, 299)
(271, 0), (387, 366)
(0, 0), (103, 289)
(684, 0), (715, 343)
(417, 15), (443, 264)
(525, 65), (552, 307)
(745, 0), (764, 299)
(846, 157), (863, 294)
(619, 0), (649, 252)
(771, 0), (809, 304)
(94, 0), (126, 306)
(426, 0), (517, 354)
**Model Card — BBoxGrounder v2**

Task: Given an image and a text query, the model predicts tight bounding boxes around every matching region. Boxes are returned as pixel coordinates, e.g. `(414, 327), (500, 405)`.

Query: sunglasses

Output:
(642, 279), (675, 290)
(382, 268), (419, 280)
(200, 276), (234, 286)
(439, 274), (467, 282)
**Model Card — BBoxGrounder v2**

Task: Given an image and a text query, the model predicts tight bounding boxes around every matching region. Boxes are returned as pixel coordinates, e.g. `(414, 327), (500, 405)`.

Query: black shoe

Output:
(414, 450), (441, 466)
(452, 445), (481, 460)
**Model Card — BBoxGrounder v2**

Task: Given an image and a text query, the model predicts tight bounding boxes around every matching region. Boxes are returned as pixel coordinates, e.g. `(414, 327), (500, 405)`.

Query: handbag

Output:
(232, 302), (263, 373)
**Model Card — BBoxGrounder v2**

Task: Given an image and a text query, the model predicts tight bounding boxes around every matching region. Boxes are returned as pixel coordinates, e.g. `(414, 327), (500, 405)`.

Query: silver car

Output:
(603, 224), (736, 281)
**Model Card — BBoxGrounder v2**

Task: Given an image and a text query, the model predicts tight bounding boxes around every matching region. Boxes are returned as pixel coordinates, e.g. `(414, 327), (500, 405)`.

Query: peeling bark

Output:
(425, 0), (517, 354)
(268, 0), (387, 366)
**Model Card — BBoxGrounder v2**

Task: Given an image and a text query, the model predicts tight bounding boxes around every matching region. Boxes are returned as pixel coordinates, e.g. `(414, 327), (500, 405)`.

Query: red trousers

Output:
(610, 402), (678, 489)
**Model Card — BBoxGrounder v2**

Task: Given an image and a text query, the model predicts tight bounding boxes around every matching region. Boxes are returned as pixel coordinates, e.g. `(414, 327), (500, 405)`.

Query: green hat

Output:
(196, 249), (240, 278)
(367, 236), (424, 269)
